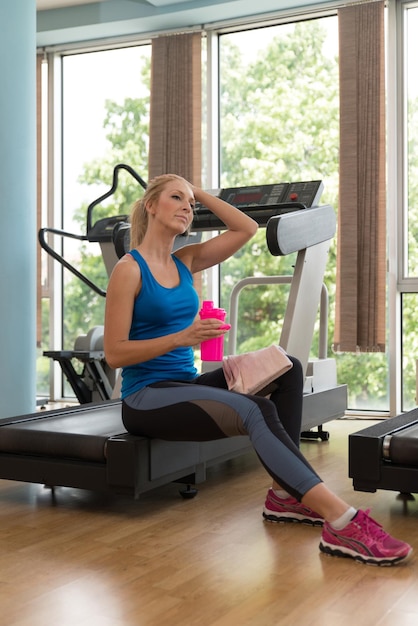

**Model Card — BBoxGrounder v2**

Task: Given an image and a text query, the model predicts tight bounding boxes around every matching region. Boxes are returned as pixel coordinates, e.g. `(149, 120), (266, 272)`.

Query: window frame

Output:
(39, 3), (417, 414)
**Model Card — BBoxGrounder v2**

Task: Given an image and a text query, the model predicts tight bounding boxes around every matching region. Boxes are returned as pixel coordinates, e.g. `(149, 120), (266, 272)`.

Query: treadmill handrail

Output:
(38, 227), (107, 297)
(86, 163), (147, 235)
(39, 164), (147, 298)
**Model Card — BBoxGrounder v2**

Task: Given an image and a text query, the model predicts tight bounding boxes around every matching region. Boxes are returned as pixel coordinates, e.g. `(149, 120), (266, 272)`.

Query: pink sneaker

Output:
(319, 509), (413, 566)
(262, 488), (324, 526)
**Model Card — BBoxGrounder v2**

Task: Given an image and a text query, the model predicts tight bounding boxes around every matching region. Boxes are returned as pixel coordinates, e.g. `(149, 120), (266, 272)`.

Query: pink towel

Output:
(222, 345), (293, 395)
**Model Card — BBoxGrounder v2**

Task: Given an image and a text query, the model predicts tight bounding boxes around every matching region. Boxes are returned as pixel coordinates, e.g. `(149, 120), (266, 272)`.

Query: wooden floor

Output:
(1, 418), (418, 626)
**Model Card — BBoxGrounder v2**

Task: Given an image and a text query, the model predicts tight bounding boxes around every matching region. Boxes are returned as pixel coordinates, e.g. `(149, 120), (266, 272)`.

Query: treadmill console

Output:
(84, 180), (325, 243)
(281, 180), (324, 206)
(88, 214), (129, 243)
(220, 183), (288, 209)
(192, 180), (324, 230)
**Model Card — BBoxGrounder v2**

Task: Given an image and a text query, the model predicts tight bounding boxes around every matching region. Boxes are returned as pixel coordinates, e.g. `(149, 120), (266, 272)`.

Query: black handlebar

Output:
(86, 163), (147, 234)
(38, 227), (107, 297)
(39, 163), (147, 298)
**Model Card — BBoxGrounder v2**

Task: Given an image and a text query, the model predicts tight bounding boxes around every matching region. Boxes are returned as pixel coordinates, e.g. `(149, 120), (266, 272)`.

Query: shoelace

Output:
(352, 509), (388, 542)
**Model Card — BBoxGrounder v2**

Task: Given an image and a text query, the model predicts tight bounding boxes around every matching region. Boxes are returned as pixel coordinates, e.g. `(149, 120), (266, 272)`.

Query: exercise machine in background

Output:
(39, 164), (146, 403)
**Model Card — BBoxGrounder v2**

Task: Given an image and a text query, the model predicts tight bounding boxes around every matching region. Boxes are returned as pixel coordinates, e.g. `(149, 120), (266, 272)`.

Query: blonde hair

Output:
(129, 173), (191, 248)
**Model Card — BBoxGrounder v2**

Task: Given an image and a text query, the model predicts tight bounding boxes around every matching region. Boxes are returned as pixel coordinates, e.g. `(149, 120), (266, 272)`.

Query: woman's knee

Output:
(249, 394), (278, 420)
(276, 355), (303, 388)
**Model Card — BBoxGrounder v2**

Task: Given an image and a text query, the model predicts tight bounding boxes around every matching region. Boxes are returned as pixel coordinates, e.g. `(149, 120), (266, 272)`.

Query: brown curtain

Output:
(334, 0), (386, 352)
(148, 32), (202, 186)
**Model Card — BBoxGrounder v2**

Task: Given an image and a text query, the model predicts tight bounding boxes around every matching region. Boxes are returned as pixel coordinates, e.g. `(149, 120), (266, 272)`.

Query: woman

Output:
(104, 173), (412, 566)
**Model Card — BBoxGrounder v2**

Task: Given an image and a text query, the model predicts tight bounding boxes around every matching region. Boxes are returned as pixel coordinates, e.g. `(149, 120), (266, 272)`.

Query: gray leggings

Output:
(122, 359), (322, 500)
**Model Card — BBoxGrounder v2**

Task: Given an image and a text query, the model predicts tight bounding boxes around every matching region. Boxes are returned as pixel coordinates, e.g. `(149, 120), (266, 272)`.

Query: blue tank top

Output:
(121, 249), (199, 398)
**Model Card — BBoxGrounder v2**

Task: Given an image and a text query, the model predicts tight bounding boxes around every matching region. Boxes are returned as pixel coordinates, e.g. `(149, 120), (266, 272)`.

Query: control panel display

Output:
(192, 180), (324, 231)
(220, 183), (288, 208)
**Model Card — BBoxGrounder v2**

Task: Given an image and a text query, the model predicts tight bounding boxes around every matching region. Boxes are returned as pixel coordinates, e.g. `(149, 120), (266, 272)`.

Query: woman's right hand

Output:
(178, 317), (231, 347)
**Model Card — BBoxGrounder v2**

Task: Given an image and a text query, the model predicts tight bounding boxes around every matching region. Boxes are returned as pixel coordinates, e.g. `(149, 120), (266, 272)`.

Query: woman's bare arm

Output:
(176, 187), (258, 274)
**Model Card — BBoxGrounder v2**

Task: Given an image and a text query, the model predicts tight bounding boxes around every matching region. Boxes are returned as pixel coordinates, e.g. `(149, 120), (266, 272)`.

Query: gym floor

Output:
(0, 416), (418, 625)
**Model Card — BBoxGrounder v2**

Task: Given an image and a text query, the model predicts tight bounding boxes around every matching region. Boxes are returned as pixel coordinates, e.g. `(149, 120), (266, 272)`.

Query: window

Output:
(405, 5), (418, 279)
(401, 3), (418, 410)
(217, 16), (391, 412)
(38, 4), (417, 413)
(39, 44), (151, 399)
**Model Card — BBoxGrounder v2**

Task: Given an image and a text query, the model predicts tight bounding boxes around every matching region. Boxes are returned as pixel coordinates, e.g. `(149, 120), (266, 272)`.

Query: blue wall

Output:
(0, 1), (37, 417)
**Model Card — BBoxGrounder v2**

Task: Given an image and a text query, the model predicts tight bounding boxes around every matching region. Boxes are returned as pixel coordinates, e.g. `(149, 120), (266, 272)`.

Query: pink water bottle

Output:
(199, 300), (227, 361)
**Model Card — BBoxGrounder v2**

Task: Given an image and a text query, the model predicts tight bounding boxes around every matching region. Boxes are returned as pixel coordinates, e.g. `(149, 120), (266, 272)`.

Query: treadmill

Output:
(0, 165), (346, 500)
